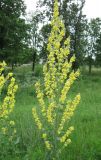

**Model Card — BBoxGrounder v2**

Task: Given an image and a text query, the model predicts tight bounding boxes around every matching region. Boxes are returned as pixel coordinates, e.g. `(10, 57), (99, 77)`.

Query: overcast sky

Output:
(24, 0), (101, 19)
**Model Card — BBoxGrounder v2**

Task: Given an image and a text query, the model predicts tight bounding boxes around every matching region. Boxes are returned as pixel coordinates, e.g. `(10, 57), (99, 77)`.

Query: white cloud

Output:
(83, 0), (101, 19)
(24, 0), (101, 19)
(24, 0), (37, 14)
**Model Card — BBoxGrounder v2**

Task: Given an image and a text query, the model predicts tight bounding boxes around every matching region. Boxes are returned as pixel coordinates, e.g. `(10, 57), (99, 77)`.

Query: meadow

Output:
(1, 65), (101, 160)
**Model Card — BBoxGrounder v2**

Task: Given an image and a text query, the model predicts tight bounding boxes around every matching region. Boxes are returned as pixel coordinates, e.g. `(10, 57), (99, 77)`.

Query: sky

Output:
(24, 0), (101, 19)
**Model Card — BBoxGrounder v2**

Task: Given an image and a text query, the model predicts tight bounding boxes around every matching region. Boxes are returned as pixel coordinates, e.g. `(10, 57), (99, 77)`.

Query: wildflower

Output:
(0, 62), (18, 143)
(45, 141), (52, 150)
(64, 139), (71, 147)
(32, 108), (42, 130)
(60, 126), (74, 143)
(10, 121), (15, 126)
(60, 70), (80, 103)
(2, 127), (7, 135)
(47, 101), (56, 123)
(32, 0), (81, 157)
(35, 82), (46, 115)
(13, 129), (16, 134)
(8, 73), (13, 78)
(58, 94), (81, 134)
(42, 133), (47, 139)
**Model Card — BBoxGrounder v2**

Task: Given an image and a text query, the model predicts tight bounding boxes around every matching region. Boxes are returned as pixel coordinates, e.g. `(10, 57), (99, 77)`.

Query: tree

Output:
(28, 12), (42, 72)
(0, 0), (29, 68)
(85, 18), (101, 74)
(40, 24), (51, 61)
(67, 0), (87, 69)
(95, 33), (101, 67)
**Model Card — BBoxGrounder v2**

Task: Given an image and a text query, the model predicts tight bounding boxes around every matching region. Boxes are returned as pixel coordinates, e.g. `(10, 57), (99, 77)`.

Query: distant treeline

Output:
(0, 0), (101, 73)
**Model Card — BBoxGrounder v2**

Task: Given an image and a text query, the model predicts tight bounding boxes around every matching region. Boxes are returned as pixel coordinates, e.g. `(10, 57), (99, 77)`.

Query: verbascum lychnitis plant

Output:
(0, 62), (18, 146)
(32, 0), (81, 159)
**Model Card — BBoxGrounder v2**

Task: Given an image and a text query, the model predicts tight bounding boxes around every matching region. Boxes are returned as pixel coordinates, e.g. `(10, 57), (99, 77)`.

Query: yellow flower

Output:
(60, 126), (74, 143)
(42, 133), (47, 139)
(45, 141), (52, 150)
(2, 127), (7, 135)
(13, 129), (16, 134)
(8, 72), (13, 78)
(64, 139), (71, 147)
(10, 121), (15, 126)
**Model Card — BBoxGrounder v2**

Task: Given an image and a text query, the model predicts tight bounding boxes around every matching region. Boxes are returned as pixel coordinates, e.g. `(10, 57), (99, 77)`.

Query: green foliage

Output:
(28, 13), (42, 71)
(95, 33), (101, 66)
(1, 66), (101, 160)
(0, 0), (29, 66)
(85, 18), (101, 73)
(40, 24), (51, 61)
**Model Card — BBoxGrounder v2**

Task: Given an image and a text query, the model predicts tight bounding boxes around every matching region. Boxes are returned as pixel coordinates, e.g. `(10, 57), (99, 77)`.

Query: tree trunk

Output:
(11, 62), (14, 71)
(88, 55), (92, 75)
(72, 60), (79, 72)
(89, 62), (92, 75)
(32, 51), (36, 72)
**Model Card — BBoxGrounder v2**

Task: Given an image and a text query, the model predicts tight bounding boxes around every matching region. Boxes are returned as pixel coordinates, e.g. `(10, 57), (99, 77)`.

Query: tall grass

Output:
(1, 65), (101, 160)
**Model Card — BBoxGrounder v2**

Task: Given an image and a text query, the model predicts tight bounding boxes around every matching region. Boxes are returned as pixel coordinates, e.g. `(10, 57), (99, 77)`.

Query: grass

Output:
(1, 65), (101, 160)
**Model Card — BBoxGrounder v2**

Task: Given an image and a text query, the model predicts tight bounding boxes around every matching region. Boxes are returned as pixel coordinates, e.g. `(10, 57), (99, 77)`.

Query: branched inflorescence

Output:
(32, 0), (81, 157)
(0, 62), (18, 140)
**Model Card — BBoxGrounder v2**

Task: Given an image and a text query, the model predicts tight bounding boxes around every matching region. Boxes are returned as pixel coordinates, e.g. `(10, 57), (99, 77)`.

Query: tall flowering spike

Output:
(1, 77), (18, 118)
(32, 108), (43, 130)
(43, 0), (76, 99)
(32, 0), (81, 158)
(43, 0), (66, 99)
(58, 94), (81, 135)
(0, 62), (18, 141)
(35, 82), (46, 116)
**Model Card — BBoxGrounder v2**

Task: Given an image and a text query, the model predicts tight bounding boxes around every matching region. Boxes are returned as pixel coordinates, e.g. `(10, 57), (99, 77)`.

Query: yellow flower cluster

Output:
(0, 63), (14, 94)
(0, 75), (5, 92)
(35, 82), (46, 115)
(0, 62), (18, 139)
(0, 61), (6, 73)
(0, 62), (6, 92)
(60, 126), (74, 143)
(60, 70), (80, 104)
(60, 127), (74, 147)
(1, 127), (7, 135)
(32, 0), (81, 156)
(44, 140), (52, 150)
(32, 106), (52, 150)
(32, 108), (42, 130)
(64, 139), (71, 147)
(10, 120), (15, 126)
(61, 55), (76, 79)
(1, 77), (18, 118)
(42, 133), (52, 150)
(47, 101), (56, 123)
(58, 94), (81, 134)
